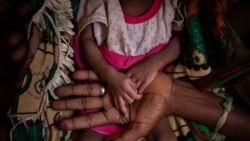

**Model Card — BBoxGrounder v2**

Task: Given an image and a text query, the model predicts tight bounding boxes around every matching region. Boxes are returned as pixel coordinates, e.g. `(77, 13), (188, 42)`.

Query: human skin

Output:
(3, 0), (250, 141)
(51, 70), (250, 141)
(78, 0), (182, 117)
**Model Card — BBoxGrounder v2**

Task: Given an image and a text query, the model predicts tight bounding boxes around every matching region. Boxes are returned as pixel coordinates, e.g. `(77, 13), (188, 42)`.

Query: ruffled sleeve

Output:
(76, 0), (108, 45)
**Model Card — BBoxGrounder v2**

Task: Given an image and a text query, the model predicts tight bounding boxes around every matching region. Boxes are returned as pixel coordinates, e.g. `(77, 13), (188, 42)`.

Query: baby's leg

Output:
(146, 117), (177, 141)
(76, 129), (105, 141)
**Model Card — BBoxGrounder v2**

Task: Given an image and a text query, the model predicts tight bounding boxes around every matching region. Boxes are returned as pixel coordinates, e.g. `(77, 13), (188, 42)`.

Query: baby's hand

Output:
(126, 60), (159, 94)
(107, 71), (141, 118)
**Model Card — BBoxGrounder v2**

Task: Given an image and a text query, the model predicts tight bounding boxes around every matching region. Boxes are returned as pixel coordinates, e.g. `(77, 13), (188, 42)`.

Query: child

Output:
(74, 0), (184, 140)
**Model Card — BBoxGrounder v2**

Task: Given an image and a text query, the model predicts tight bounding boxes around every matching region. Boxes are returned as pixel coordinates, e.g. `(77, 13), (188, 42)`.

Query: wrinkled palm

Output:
(52, 71), (173, 141)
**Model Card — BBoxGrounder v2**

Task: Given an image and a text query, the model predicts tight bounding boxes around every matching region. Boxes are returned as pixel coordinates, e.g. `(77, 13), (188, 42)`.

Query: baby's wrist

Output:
(102, 68), (117, 81)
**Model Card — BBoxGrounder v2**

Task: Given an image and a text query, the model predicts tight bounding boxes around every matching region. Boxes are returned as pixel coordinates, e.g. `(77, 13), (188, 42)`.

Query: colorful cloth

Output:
(8, 0), (249, 141)
(75, 0), (184, 136)
(172, 1), (250, 141)
(76, 0), (184, 57)
(8, 0), (77, 141)
(165, 0), (249, 141)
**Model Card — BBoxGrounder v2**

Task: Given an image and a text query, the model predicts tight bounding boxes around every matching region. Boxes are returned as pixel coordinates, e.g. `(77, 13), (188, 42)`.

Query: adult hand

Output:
(51, 70), (250, 141)
(51, 70), (174, 141)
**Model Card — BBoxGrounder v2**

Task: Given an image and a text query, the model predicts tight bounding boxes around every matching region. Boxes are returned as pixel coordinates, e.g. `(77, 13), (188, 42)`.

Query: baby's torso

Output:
(100, 0), (174, 56)
(76, 0), (183, 69)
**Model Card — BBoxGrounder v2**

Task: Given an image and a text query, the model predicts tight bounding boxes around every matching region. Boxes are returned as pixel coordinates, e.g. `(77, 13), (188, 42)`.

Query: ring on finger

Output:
(100, 85), (106, 96)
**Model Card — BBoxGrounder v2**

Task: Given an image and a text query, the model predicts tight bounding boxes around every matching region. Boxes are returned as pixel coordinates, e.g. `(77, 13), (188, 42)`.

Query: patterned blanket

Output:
(8, 0), (250, 141)
(8, 0), (76, 140)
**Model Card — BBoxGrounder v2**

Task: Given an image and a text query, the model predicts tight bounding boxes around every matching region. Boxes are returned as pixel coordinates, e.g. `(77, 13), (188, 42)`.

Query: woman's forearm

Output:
(172, 80), (223, 128)
(171, 79), (250, 140)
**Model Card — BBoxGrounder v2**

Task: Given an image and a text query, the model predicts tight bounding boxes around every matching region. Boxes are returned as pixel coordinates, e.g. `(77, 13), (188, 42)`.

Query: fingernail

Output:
(56, 121), (67, 131)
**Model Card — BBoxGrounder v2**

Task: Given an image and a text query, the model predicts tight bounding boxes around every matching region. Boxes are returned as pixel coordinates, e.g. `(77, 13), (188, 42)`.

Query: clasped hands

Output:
(51, 70), (174, 141)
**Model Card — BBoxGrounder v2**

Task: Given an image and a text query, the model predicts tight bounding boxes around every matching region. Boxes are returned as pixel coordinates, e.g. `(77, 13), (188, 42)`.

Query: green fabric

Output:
(71, 0), (80, 19)
(208, 56), (250, 90)
(179, 0), (212, 138)
(9, 0), (248, 141)
(186, 122), (211, 141)
(185, 15), (208, 65)
(9, 0), (77, 141)
(12, 121), (44, 141)
(177, 0), (246, 140)
(11, 120), (70, 141)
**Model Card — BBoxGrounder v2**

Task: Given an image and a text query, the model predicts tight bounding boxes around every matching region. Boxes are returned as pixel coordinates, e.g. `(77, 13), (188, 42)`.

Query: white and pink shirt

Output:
(74, 0), (184, 136)
(75, 0), (183, 70)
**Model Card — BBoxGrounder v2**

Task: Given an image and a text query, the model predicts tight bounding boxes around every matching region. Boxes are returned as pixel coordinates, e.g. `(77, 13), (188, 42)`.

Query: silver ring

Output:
(100, 85), (106, 96)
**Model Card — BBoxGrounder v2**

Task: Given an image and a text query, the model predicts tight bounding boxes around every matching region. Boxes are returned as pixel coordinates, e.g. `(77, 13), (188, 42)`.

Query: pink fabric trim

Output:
(73, 35), (168, 71)
(124, 0), (162, 23)
(91, 124), (127, 136)
(73, 34), (169, 136)
(100, 42), (168, 70)
(73, 35), (85, 69)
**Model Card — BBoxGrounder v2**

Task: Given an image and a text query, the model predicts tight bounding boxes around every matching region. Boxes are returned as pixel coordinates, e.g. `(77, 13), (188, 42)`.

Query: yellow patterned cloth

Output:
(8, 0), (75, 141)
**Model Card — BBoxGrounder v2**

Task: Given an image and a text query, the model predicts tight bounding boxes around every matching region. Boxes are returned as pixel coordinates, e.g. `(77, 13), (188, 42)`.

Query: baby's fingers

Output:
(55, 83), (104, 97)
(118, 97), (129, 118)
(137, 81), (150, 94)
(126, 82), (142, 100)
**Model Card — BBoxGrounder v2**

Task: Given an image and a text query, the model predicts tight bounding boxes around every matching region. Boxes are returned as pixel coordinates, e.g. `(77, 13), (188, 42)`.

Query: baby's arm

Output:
(126, 31), (183, 94)
(79, 24), (141, 117)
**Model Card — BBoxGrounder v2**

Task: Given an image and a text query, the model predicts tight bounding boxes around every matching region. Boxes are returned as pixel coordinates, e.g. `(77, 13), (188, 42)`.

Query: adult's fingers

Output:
(54, 72), (173, 139)
(52, 89), (114, 110)
(51, 97), (104, 111)
(117, 97), (129, 118)
(56, 107), (129, 131)
(137, 81), (149, 94)
(55, 83), (104, 97)
(72, 70), (100, 81)
(56, 109), (114, 130)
